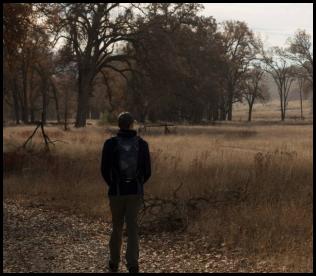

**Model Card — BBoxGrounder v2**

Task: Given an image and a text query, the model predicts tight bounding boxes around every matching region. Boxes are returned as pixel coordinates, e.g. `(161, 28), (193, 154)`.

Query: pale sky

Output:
(200, 3), (313, 48)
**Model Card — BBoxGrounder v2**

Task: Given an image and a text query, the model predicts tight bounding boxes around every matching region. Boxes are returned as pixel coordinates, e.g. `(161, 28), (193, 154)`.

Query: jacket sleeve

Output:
(101, 139), (113, 186)
(142, 141), (151, 184)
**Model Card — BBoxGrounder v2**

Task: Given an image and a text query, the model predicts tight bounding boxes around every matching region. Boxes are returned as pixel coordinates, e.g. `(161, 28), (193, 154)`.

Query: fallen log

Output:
(138, 123), (177, 135)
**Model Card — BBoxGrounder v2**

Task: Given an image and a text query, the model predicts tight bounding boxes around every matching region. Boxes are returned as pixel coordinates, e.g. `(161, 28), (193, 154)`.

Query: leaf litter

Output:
(3, 199), (278, 273)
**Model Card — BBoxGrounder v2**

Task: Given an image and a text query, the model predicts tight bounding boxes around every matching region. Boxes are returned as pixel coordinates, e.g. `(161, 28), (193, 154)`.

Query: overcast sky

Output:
(200, 3), (313, 48)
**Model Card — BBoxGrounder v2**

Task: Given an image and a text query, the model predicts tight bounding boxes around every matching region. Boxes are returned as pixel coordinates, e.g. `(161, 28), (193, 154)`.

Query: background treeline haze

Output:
(3, 3), (313, 127)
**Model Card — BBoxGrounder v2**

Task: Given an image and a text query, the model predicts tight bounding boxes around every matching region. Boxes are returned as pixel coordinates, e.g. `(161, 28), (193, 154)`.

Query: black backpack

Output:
(116, 136), (139, 183)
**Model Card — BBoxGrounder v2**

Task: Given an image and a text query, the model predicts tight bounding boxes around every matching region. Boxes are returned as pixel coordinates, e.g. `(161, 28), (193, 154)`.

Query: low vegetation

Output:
(3, 109), (312, 271)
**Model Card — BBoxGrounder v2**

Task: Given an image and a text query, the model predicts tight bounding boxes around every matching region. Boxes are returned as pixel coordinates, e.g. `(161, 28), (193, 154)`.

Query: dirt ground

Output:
(4, 199), (289, 273)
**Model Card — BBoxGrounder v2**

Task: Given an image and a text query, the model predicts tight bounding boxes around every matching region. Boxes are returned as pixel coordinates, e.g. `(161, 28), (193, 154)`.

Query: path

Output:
(3, 200), (274, 273)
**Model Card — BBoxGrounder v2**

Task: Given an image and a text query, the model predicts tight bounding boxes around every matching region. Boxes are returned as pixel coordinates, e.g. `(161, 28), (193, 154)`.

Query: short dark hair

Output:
(118, 112), (134, 130)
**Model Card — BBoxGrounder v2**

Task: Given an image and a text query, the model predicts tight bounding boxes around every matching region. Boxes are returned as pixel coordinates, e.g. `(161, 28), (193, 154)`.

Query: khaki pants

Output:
(108, 195), (143, 269)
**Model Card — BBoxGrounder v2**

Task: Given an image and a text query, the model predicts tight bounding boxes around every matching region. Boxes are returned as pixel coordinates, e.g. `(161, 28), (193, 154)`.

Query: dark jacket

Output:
(101, 129), (151, 196)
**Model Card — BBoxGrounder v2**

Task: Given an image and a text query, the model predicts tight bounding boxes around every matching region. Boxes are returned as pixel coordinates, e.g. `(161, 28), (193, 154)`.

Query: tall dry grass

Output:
(233, 99), (313, 121)
(3, 121), (313, 272)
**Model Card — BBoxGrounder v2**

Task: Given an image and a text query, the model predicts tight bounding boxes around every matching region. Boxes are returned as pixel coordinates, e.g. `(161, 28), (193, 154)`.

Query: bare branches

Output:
(102, 64), (131, 81)
(286, 29), (313, 83)
(139, 181), (248, 231)
(241, 66), (268, 121)
(22, 121), (53, 152)
(260, 47), (296, 121)
(22, 124), (41, 149)
(21, 112), (67, 151)
(97, 53), (135, 74)
(130, 3), (148, 17)
(220, 20), (260, 120)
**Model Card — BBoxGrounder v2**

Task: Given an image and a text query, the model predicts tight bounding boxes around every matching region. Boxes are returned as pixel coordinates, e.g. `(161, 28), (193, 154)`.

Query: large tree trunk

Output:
(75, 75), (91, 128)
(299, 81), (304, 120)
(42, 89), (47, 124)
(300, 91), (303, 120)
(279, 90), (285, 121)
(51, 80), (61, 123)
(227, 103), (233, 121)
(248, 103), (253, 122)
(12, 79), (21, 124)
(280, 104), (285, 121)
(219, 97), (226, 121)
(219, 106), (226, 121)
(280, 109), (285, 121)
(29, 68), (35, 124)
(212, 108), (218, 121)
(64, 89), (69, 131)
(283, 100), (287, 121)
(139, 105), (148, 123)
(30, 108), (35, 123)
(40, 73), (49, 125)
(22, 69), (29, 124)
(21, 57), (33, 124)
(227, 88), (234, 121)
(139, 111), (146, 123)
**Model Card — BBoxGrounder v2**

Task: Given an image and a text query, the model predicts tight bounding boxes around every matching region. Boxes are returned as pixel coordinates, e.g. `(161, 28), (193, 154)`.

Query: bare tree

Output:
(54, 61), (77, 130)
(49, 76), (61, 123)
(297, 76), (305, 120)
(261, 47), (296, 121)
(4, 12), (56, 125)
(40, 3), (140, 127)
(3, 3), (33, 124)
(242, 66), (269, 121)
(293, 67), (311, 120)
(286, 29), (313, 85)
(220, 20), (260, 121)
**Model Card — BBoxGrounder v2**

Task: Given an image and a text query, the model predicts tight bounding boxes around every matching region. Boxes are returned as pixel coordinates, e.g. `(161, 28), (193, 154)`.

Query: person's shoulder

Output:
(104, 136), (118, 146)
(137, 136), (149, 147)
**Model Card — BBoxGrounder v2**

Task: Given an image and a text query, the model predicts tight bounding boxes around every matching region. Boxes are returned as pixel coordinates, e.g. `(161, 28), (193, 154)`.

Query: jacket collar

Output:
(117, 129), (137, 138)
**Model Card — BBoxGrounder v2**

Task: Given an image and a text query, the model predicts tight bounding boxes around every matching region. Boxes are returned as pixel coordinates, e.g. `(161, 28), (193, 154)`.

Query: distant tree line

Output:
(3, 3), (313, 126)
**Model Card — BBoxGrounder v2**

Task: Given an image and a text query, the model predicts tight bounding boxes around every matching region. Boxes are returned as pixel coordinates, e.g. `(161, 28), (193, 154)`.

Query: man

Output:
(101, 112), (151, 273)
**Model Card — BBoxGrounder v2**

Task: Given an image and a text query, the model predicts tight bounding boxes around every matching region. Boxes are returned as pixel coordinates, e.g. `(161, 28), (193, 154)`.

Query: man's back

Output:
(101, 128), (151, 196)
(101, 112), (151, 273)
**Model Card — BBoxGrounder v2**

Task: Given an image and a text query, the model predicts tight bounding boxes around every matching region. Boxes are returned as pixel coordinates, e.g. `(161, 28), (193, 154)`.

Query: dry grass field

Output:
(3, 100), (313, 272)
(233, 99), (313, 121)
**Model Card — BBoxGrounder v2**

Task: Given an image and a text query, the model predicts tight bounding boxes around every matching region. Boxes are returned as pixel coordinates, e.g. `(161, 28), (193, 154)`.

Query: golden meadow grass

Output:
(3, 102), (313, 271)
(233, 99), (313, 121)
